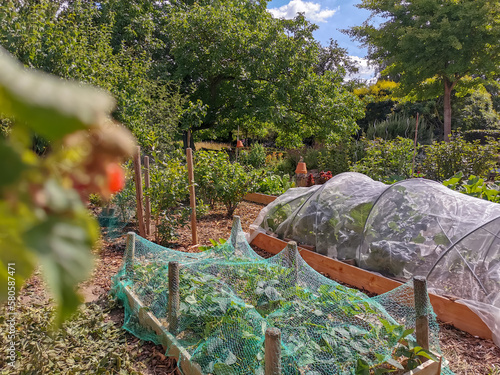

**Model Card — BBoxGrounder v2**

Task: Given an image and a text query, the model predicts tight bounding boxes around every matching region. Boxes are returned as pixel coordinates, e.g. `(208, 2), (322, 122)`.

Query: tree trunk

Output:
(443, 79), (455, 143)
(182, 130), (195, 150)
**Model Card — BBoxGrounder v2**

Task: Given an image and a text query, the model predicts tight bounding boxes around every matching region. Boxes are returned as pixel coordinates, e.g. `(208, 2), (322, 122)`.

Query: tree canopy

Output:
(348, 0), (500, 141)
(166, 0), (363, 147)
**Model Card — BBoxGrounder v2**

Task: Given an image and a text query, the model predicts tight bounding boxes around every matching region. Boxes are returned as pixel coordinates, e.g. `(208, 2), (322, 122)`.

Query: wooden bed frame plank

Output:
(124, 285), (203, 375)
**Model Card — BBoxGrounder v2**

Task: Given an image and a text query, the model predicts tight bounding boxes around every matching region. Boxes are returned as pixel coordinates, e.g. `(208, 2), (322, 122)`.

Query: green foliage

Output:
(0, 0), (184, 154)
(419, 135), (499, 181)
(443, 172), (500, 203)
(255, 172), (293, 196)
(452, 89), (500, 131)
(0, 47), (112, 324)
(194, 151), (254, 217)
(352, 137), (416, 182)
(319, 135), (366, 176)
(348, 0), (500, 140)
(464, 129), (500, 144)
(366, 113), (435, 145)
(166, 1), (363, 147)
(238, 143), (267, 169)
(144, 149), (190, 245)
(0, 298), (141, 374)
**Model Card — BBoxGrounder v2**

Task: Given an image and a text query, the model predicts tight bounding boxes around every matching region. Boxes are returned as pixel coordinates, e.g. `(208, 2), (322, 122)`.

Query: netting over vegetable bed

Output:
(251, 172), (500, 345)
(112, 218), (453, 374)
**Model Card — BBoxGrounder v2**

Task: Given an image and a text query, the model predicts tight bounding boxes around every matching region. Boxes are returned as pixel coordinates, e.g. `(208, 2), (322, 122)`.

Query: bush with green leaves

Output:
(443, 172), (500, 203)
(351, 137), (416, 182)
(194, 150), (254, 217)
(318, 135), (366, 177)
(419, 134), (499, 181)
(144, 149), (190, 245)
(255, 172), (293, 196)
(238, 143), (267, 169)
(366, 112), (435, 145)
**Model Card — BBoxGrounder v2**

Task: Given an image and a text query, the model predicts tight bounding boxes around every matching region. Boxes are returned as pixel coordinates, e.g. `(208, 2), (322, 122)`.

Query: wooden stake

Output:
(168, 261), (180, 333)
(265, 328), (281, 375)
(133, 146), (146, 237)
(414, 276), (429, 350)
(186, 148), (198, 245)
(144, 156), (151, 237)
(125, 232), (136, 281)
(230, 216), (242, 248)
(286, 241), (299, 284)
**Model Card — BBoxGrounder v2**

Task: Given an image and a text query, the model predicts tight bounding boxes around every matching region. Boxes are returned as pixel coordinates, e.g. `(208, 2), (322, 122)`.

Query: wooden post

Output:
(414, 276), (429, 350)
(125, 232), (136, 281)
(186, 148), (198, 245)
(265, 328), (281, 375)
(133, 146), (146, 237)
(168, 261), (180, 333)
(144, 156), (151, 237)
(230, 216), (242, 248)
(286, 241), (299, 284)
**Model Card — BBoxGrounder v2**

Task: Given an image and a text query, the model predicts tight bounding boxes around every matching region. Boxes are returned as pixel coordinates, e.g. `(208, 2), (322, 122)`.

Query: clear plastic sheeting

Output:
(251, 172), (500, 345)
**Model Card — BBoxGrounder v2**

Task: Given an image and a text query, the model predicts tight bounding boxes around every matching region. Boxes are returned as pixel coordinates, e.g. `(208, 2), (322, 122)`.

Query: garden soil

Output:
(11, 201), (500, 374)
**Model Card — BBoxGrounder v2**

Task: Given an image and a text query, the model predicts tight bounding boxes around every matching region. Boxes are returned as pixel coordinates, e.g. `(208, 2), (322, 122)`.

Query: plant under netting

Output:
(251, 172), (500, 345)
(111, 218), (453, 374)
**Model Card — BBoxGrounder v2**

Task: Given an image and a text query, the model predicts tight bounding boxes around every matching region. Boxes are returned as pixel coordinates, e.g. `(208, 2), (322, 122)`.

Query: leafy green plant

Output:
(419, 134), (499, 181)
(195, 150), (254, 217)
(144, 149), (190, 245)
(355, 319), (438, 374)
(443, 172), (500, 203)
(319, 135), (366, 176)
(239, 143), (267, 169)
(352, 137), (415, 182)
(255, 172), (293, 195)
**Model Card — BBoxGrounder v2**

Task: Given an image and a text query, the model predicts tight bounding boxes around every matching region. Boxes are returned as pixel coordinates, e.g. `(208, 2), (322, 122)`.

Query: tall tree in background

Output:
(167, 0), (363, 147)
(347, 0), (500, 141)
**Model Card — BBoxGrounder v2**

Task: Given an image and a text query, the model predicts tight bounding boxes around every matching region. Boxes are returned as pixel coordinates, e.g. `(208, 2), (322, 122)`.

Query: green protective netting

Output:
(111, 217), (453, 375)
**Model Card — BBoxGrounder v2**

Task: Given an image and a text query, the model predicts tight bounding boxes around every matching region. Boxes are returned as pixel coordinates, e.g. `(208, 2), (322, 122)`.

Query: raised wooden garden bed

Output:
(244, 192), (278, 205)
(250, 231), (492, 341)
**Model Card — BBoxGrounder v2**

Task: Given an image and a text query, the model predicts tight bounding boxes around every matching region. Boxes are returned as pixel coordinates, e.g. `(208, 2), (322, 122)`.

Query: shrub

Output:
(443, 172), (500, 203)
(145, 150), (190, 245)
(366, 113), (435, 145)
(195, 150), (254, 217)
(238, 143), (267, 168)
(255, 172), (293, 195)
(351, 137), (416, 182)
(463, 129), (500, 144)
(318, 135), (365, 177)
(419, 134), (499, 181)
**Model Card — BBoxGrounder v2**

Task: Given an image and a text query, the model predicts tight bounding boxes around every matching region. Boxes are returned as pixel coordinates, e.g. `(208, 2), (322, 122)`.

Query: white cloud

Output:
(268, 0), (337, 23)
(346, 56), (378, 82)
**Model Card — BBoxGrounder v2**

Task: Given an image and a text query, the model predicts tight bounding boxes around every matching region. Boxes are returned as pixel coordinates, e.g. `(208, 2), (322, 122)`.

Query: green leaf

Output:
(385, 358), (404, 370)
(355, 358), (370, 375)
(0, 139), (27, 189)
(185, 294), (197, 304)
(24, 214), (96, 324)
(0, 47), (115, 141)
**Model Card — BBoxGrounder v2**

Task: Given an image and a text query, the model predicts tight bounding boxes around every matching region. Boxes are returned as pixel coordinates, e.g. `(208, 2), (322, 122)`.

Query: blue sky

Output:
(267, 0), (377, 80)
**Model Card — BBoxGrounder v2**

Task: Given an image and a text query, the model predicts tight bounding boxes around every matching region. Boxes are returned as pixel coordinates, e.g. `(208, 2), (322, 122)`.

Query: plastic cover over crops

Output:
(111, 218), (453, 374)
(251, 172), (500, 345)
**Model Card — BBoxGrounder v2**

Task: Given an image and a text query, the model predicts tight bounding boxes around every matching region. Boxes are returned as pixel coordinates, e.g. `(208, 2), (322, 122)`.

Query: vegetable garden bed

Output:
(112, 218), (449, 374)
